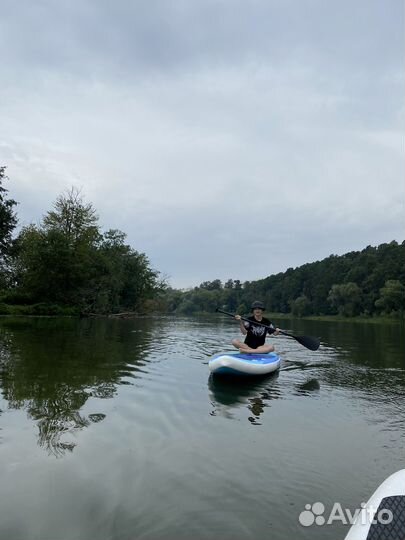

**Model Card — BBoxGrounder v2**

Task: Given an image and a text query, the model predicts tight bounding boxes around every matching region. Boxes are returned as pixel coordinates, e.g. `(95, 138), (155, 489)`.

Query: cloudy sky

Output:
(1, 0), (404, 288)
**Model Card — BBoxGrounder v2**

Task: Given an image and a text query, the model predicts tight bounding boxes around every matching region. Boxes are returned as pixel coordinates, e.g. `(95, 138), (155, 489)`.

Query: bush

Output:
(0, 302), (79, 317)
(0, 303), (11, 314)
(0, 290), (35, 305)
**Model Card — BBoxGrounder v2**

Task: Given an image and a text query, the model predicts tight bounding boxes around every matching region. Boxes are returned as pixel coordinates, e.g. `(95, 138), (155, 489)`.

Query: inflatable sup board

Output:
(209, 351), (281, 376)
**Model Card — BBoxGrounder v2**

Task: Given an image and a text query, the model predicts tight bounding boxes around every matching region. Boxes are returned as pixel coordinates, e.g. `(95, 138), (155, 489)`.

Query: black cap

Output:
(251, 301), (265, 310)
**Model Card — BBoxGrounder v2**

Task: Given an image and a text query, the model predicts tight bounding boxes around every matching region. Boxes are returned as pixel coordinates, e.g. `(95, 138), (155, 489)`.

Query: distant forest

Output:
(162, 241), (405, 318)
(1, 166), (404, 318)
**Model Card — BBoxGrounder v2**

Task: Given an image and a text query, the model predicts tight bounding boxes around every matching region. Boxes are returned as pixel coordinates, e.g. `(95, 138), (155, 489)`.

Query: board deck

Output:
(209, 351), (281, 376)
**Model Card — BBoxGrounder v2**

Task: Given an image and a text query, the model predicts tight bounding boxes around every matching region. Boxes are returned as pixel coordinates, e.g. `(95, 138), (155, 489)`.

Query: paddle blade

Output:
(291, 334), (320, 351)
(279, 330), (320, 350)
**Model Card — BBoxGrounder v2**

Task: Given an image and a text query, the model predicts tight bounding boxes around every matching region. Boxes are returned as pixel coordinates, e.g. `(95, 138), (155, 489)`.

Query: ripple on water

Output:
(0, 316), (403, 540)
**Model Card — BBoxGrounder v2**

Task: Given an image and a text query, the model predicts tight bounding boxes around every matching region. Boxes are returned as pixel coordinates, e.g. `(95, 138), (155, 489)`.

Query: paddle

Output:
(215, 308), (320, 351)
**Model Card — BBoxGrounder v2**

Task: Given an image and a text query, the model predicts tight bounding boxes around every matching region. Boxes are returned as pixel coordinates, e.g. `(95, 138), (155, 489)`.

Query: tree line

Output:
(1, 166), (403, 318)
(0, 166), (164, 315)
(162, 241), (405, 318)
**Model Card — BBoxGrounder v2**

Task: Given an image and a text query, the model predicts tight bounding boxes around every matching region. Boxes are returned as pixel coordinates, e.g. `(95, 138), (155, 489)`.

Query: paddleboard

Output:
(344, 469), (405, 540)
(209, 351), (281, 376)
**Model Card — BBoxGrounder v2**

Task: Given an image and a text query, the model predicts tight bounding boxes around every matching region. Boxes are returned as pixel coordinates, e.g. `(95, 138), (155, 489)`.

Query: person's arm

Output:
(267, 321), (280, 336)
(235, 315), (248, 335)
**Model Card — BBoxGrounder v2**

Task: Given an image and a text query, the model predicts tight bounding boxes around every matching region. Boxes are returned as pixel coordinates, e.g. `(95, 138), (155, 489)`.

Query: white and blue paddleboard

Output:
(344, 469), (405, 540)
(209, 351), (281, 376)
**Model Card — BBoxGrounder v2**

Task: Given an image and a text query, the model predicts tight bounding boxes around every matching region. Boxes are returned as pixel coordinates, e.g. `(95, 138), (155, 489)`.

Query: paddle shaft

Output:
(216, 308), (277, 334)
(215, 308), (320, 351)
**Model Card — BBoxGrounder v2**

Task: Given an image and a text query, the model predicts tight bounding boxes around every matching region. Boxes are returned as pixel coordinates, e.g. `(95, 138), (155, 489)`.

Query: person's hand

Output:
(273, 327), (280, 336)
(235, 315), (241, 320)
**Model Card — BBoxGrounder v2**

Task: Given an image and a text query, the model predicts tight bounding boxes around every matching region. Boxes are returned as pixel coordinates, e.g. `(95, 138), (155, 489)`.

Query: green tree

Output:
(327, 282), (362, 317)
(290, 294), (311, 317)
(162, 240), (405, 318)
(80, 228), (163, 313)
(43, 187), (99, 244)
(375, 280), (405, 316)
(16, 189), (100, 306)
(237, 302), (248, 315)
(0, 166), (18, 287)
(199, 279), (222, 291)
(16, 225), (76, 303)
(15, 189), (163, 312)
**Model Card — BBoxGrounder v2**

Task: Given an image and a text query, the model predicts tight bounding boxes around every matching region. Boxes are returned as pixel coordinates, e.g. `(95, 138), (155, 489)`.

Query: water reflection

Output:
(0, 315), (404, 540)
(286, 318), (405, 446)
(0, 315), (403, 455)
(208, 372), (281, 423)
(0, 317), (155, 457)
(294, 378), (321, 395)
(301, 318), (404, 369)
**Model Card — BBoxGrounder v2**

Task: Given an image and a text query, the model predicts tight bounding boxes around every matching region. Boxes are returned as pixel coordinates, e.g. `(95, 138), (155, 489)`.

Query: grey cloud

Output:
(1, 0), (402, 78)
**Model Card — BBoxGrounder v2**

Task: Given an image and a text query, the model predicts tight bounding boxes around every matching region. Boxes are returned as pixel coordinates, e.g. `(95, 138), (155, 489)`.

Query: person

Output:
(232, 301), (279, 353)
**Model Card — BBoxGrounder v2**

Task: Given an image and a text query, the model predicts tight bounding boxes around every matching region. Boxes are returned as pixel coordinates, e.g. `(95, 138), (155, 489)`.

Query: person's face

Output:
(253, 308), (264, 317)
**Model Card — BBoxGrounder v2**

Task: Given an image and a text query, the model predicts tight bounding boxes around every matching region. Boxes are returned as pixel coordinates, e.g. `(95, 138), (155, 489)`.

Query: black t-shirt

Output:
(244, 316), (275, 349)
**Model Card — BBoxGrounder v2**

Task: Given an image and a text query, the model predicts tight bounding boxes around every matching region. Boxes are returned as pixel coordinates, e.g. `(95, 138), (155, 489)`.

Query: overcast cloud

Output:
(1, 0), (404, 288)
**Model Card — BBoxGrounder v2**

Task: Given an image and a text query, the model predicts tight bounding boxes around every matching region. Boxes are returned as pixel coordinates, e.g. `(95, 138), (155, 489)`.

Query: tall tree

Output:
(16, 188), (101, 305)
(327, 282), (362, 317)
(0, 166), (18, 287)
(91, 229), (162, 313)
(375, 280), (405, 316)
(43, 187), (99, 245)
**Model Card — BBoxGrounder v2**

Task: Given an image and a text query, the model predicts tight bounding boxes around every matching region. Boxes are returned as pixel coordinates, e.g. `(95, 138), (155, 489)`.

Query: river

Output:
(0, 315), (403, 540)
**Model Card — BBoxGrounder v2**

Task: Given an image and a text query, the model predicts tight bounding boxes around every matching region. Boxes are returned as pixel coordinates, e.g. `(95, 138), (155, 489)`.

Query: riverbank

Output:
(250, 313), (402, 326)
(0, 302), (79, 317)
(0, 303), (402, 324)
(271, 313), (402, 324)
(212, 310), (402, 325)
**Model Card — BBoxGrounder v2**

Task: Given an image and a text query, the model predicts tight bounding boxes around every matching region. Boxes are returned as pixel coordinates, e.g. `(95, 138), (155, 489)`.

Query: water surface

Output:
(0, 316), (403, 540)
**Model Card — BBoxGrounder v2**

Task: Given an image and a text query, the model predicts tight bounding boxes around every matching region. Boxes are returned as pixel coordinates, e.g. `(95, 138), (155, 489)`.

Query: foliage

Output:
(161, 241), (405, 318)
(0, 166), (18, 288)
(43, 187), (99, 242)
(327, 282), (362, 317)
(0, 302), (79, 316)
(375, 280), (405, 316)
(290, 294), (311, 317)
(90, 229), (162, 313)
(10, 186), (163, 313)
(0, 166), (403, 319)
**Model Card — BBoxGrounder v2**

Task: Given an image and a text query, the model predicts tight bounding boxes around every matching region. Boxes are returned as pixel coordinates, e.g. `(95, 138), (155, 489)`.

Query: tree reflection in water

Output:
(0, 317), (151, 457)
